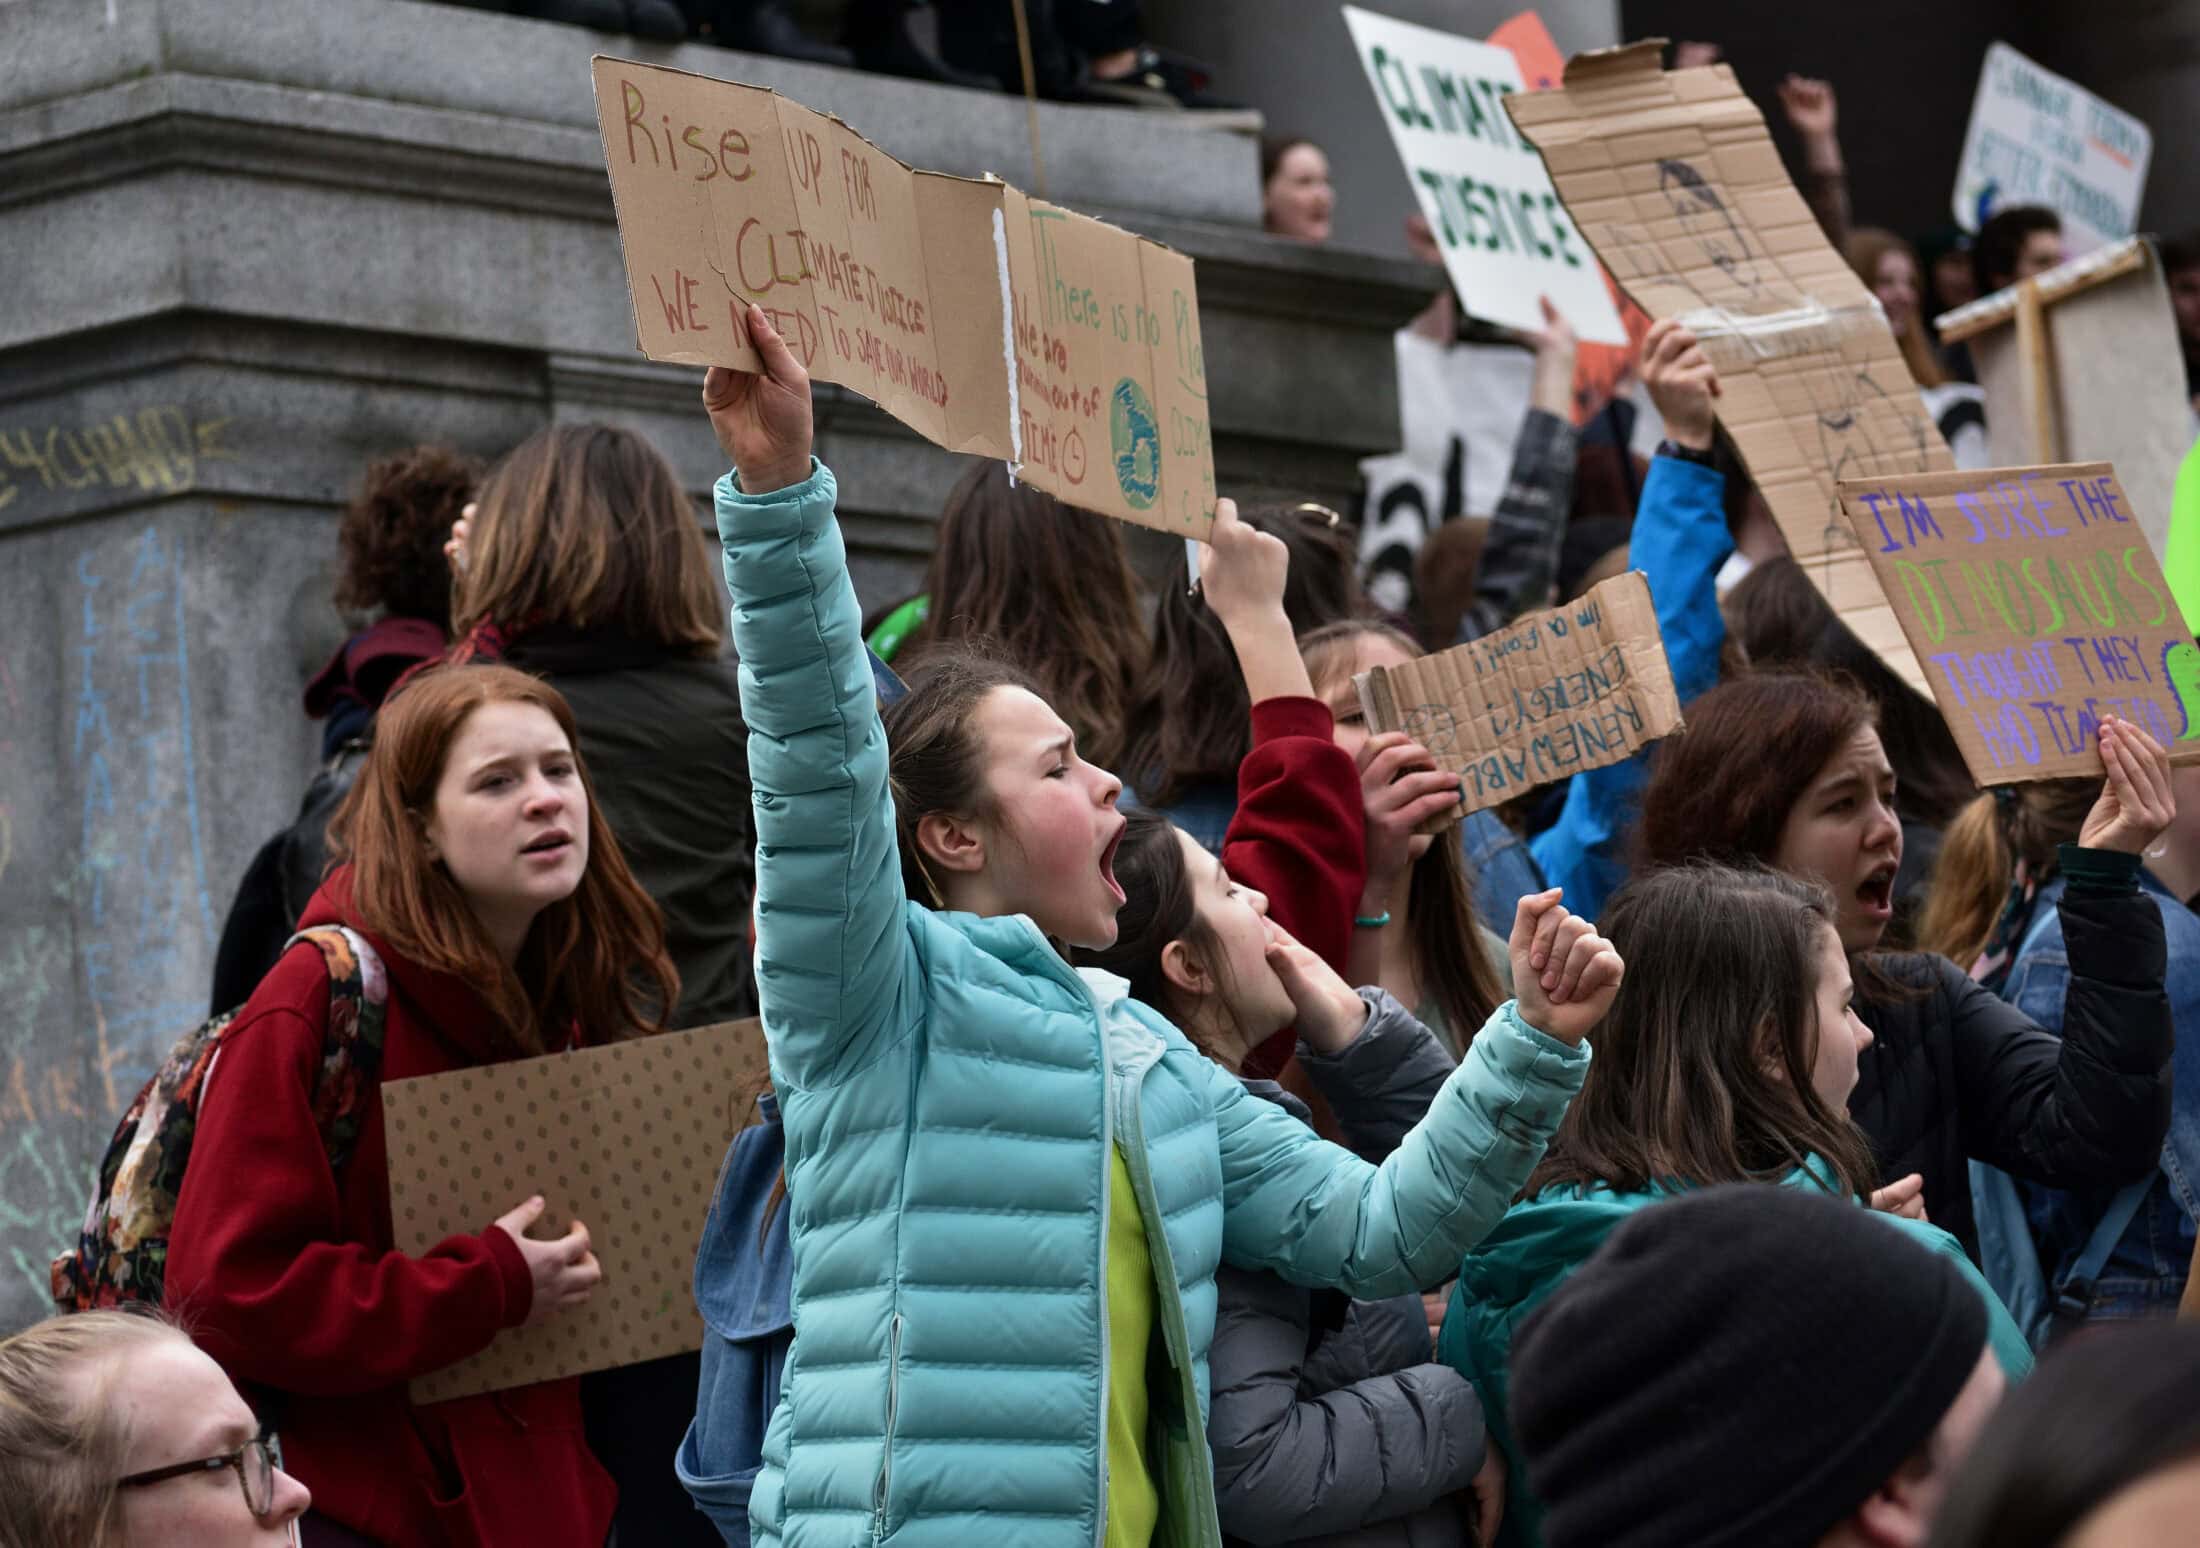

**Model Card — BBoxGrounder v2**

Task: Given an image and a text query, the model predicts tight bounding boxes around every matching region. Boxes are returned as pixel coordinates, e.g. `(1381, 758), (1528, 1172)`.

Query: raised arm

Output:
(1963, 723), (2175, 1187)
(706, 309), (912, 1089)
(1206, 499), (1371, 975)
(1214, 892), (1615, 1296)
(1454, 297), (1581, 642)
(1528, 320), (1733, 919)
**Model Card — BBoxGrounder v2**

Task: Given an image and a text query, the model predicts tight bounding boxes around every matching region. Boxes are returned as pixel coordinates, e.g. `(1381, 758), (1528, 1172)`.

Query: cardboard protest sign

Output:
(1835, 464), (2200, 787)
(590, 57), (1215, 535)
(1485, 9), (1654, 421)
(385, 1019), (770, 1403)
(1951, 42), (2150, 251)
(1342, 7), (1627, 346)
(1939, 238), (2194, 576)
(1353, 570), (1684, 820)
(1506, 42), (1952, 699)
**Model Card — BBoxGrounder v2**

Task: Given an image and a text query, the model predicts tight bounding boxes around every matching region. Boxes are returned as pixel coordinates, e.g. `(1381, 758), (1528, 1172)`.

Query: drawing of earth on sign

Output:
(2165, 641), (2200, 741)
(1110, 377), (1160, 510)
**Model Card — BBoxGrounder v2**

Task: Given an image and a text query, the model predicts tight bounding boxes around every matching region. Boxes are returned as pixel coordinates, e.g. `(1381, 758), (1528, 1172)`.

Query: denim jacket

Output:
(678, 1092), (794, 1546)
(2004, 869), (2200, 1316)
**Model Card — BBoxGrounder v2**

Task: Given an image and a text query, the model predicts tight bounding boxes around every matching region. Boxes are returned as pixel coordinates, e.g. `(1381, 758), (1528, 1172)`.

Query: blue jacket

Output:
(1529, 456), (1730, 919)
(679, 1093), (795, 1546)
(1439, 1165), (2034, 1548)
(2004, 868), (2200, 1315)
(710, 461), (1595, 1548)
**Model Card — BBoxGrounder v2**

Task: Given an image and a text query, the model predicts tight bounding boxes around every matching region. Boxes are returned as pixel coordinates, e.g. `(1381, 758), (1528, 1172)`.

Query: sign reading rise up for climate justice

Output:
(590, 56), (1216, 536)
(1836, 464), (2200, 786)
(1342, 7), (1626, 345)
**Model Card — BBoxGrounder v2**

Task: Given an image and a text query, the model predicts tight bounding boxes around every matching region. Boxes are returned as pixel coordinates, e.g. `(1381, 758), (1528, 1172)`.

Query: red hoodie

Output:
(165, 868), (616, 1547)
(1222, 697), (1368, 1127)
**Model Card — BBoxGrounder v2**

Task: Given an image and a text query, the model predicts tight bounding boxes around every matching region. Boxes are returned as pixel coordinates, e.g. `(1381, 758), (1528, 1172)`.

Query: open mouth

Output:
(522, 831), (573, 858)
(1100, 822), (1126, 907)
(1856, 864), (1897, 918)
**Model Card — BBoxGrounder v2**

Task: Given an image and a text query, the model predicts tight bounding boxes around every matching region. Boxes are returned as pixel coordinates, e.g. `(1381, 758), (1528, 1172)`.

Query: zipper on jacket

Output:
(872, 1312), (904, 1543)
(1094, 995), (1115, 1548)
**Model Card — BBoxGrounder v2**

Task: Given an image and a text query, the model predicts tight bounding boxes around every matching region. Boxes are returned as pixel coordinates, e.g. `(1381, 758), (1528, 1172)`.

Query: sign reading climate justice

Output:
(1342, 7), (1627, 345)
(1836, 464), (2200, 786)
(590, 56), (1216, 536)
(1952, 42), (2150, 251)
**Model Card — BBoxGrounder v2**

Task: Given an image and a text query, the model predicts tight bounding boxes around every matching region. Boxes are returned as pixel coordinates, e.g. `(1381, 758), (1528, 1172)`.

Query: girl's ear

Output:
(1159, 937), (1212, 1001)
(412, 808), (441, 862)
(916, 811), (987, 876)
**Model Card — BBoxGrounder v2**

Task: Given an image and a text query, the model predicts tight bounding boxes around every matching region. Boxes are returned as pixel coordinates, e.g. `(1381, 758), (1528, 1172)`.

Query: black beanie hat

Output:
(1511, 1184), (1990, 1548)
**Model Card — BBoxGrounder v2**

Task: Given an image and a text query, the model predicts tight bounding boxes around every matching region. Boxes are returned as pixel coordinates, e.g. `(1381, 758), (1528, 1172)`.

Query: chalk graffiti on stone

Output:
(0, 407), (236, 515)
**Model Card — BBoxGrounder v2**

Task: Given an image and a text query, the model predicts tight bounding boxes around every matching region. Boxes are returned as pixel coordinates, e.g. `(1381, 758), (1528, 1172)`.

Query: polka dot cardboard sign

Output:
(383, 1019), (768, 1405)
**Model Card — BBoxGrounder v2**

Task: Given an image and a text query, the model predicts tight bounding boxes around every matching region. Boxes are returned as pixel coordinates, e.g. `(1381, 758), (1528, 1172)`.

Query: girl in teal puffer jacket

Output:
(692, 309), (1621, 1548)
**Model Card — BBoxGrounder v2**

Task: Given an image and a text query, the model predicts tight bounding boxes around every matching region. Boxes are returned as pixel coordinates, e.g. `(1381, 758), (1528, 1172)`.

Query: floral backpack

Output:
(50, 925), (389, 1312)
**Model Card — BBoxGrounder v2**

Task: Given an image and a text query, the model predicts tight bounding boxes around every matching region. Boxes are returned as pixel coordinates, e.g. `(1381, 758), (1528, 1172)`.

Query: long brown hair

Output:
(0, 1311), (189, 1548)
(328, 664), (678, 1051)
(1846, 227), (1947, 389)
(1918, 780), (2096, 966)
(1527, 863), (1879, 1202)
(1637, 670), (1880, 875)
(905, 460), (1145, 772)
(1300, 618), (1504, 1048)
(1121, 503), (1362, 807)
(454, 424), (722, 655)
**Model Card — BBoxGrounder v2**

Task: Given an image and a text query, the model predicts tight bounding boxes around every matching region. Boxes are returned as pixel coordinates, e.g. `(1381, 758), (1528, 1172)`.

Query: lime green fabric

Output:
(864, 594), (929, 663)
(1105, 1145), (1160, 1548)
(2162, 435), (2200, 632)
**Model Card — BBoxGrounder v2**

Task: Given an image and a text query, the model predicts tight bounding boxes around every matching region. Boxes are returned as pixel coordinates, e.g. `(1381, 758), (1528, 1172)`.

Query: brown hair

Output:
(1846, 227), (1947, 388)
(454, 424), (722, 655)
(327, 663), (677, 1051)
(1527, 863), (1879, 1202)
(335, 444), (477, 624)
(1918, 780), (2096, 966)
(905, 460), (1145, 772)
(1300, 619), (1505, 1049)
(880, 645), (1048, 908)
(1120, 503), (1361, 807)
(1072, 809), (1240, 1052)
(1637, 671), (1880, 875)
(1724, 557), (1976, 829)
(0, 1310), (191, 1548)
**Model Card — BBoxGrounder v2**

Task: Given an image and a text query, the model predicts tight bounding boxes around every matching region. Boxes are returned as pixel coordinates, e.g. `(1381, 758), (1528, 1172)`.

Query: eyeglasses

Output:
(118, 1430), (278, 1518)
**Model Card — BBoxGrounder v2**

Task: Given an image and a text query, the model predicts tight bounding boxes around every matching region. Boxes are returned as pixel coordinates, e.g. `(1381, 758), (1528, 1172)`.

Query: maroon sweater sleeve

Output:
(164, 950), (533, 1397)
(1224, 698), (1367, 1087)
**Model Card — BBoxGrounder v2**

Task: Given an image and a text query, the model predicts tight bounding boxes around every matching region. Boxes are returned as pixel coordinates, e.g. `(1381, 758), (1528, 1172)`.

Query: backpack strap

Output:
(281, 926), (390, 1177)
(2049, 1176), (2157, 1339)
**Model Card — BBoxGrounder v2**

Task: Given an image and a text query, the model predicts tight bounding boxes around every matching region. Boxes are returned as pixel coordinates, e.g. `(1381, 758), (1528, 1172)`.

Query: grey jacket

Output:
(1211, 991), (1487, 1547)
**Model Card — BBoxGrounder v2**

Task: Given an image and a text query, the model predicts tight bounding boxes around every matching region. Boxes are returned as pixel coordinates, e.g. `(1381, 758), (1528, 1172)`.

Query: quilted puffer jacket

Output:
(714, 460), (1594, 1548)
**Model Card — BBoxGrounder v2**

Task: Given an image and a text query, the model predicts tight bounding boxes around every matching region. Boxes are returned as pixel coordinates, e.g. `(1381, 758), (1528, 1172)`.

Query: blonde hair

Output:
(0, 1311), (191, 1548)
(1918, 780), (2096, 966)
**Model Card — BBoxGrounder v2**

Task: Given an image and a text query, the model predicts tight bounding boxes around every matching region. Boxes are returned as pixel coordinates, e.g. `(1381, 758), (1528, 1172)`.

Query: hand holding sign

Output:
(492, 1195), (603, 1329)
(1641, 319), (1720, 452)
(705, 307), (814, 496)
(1358, 733), (1462, 893)
(2078, 717), (2175, 855)
(1197, 498), (1287, 631)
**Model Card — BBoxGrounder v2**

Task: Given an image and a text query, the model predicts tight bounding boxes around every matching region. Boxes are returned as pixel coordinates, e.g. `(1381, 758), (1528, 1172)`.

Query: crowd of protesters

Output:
(10, 25), (2200, 1548)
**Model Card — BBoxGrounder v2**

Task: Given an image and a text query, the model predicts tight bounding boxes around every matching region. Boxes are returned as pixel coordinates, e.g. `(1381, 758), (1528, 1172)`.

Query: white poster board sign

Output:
(1951, 42), (2150, 252)
(1343, 5), (1627, 345)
